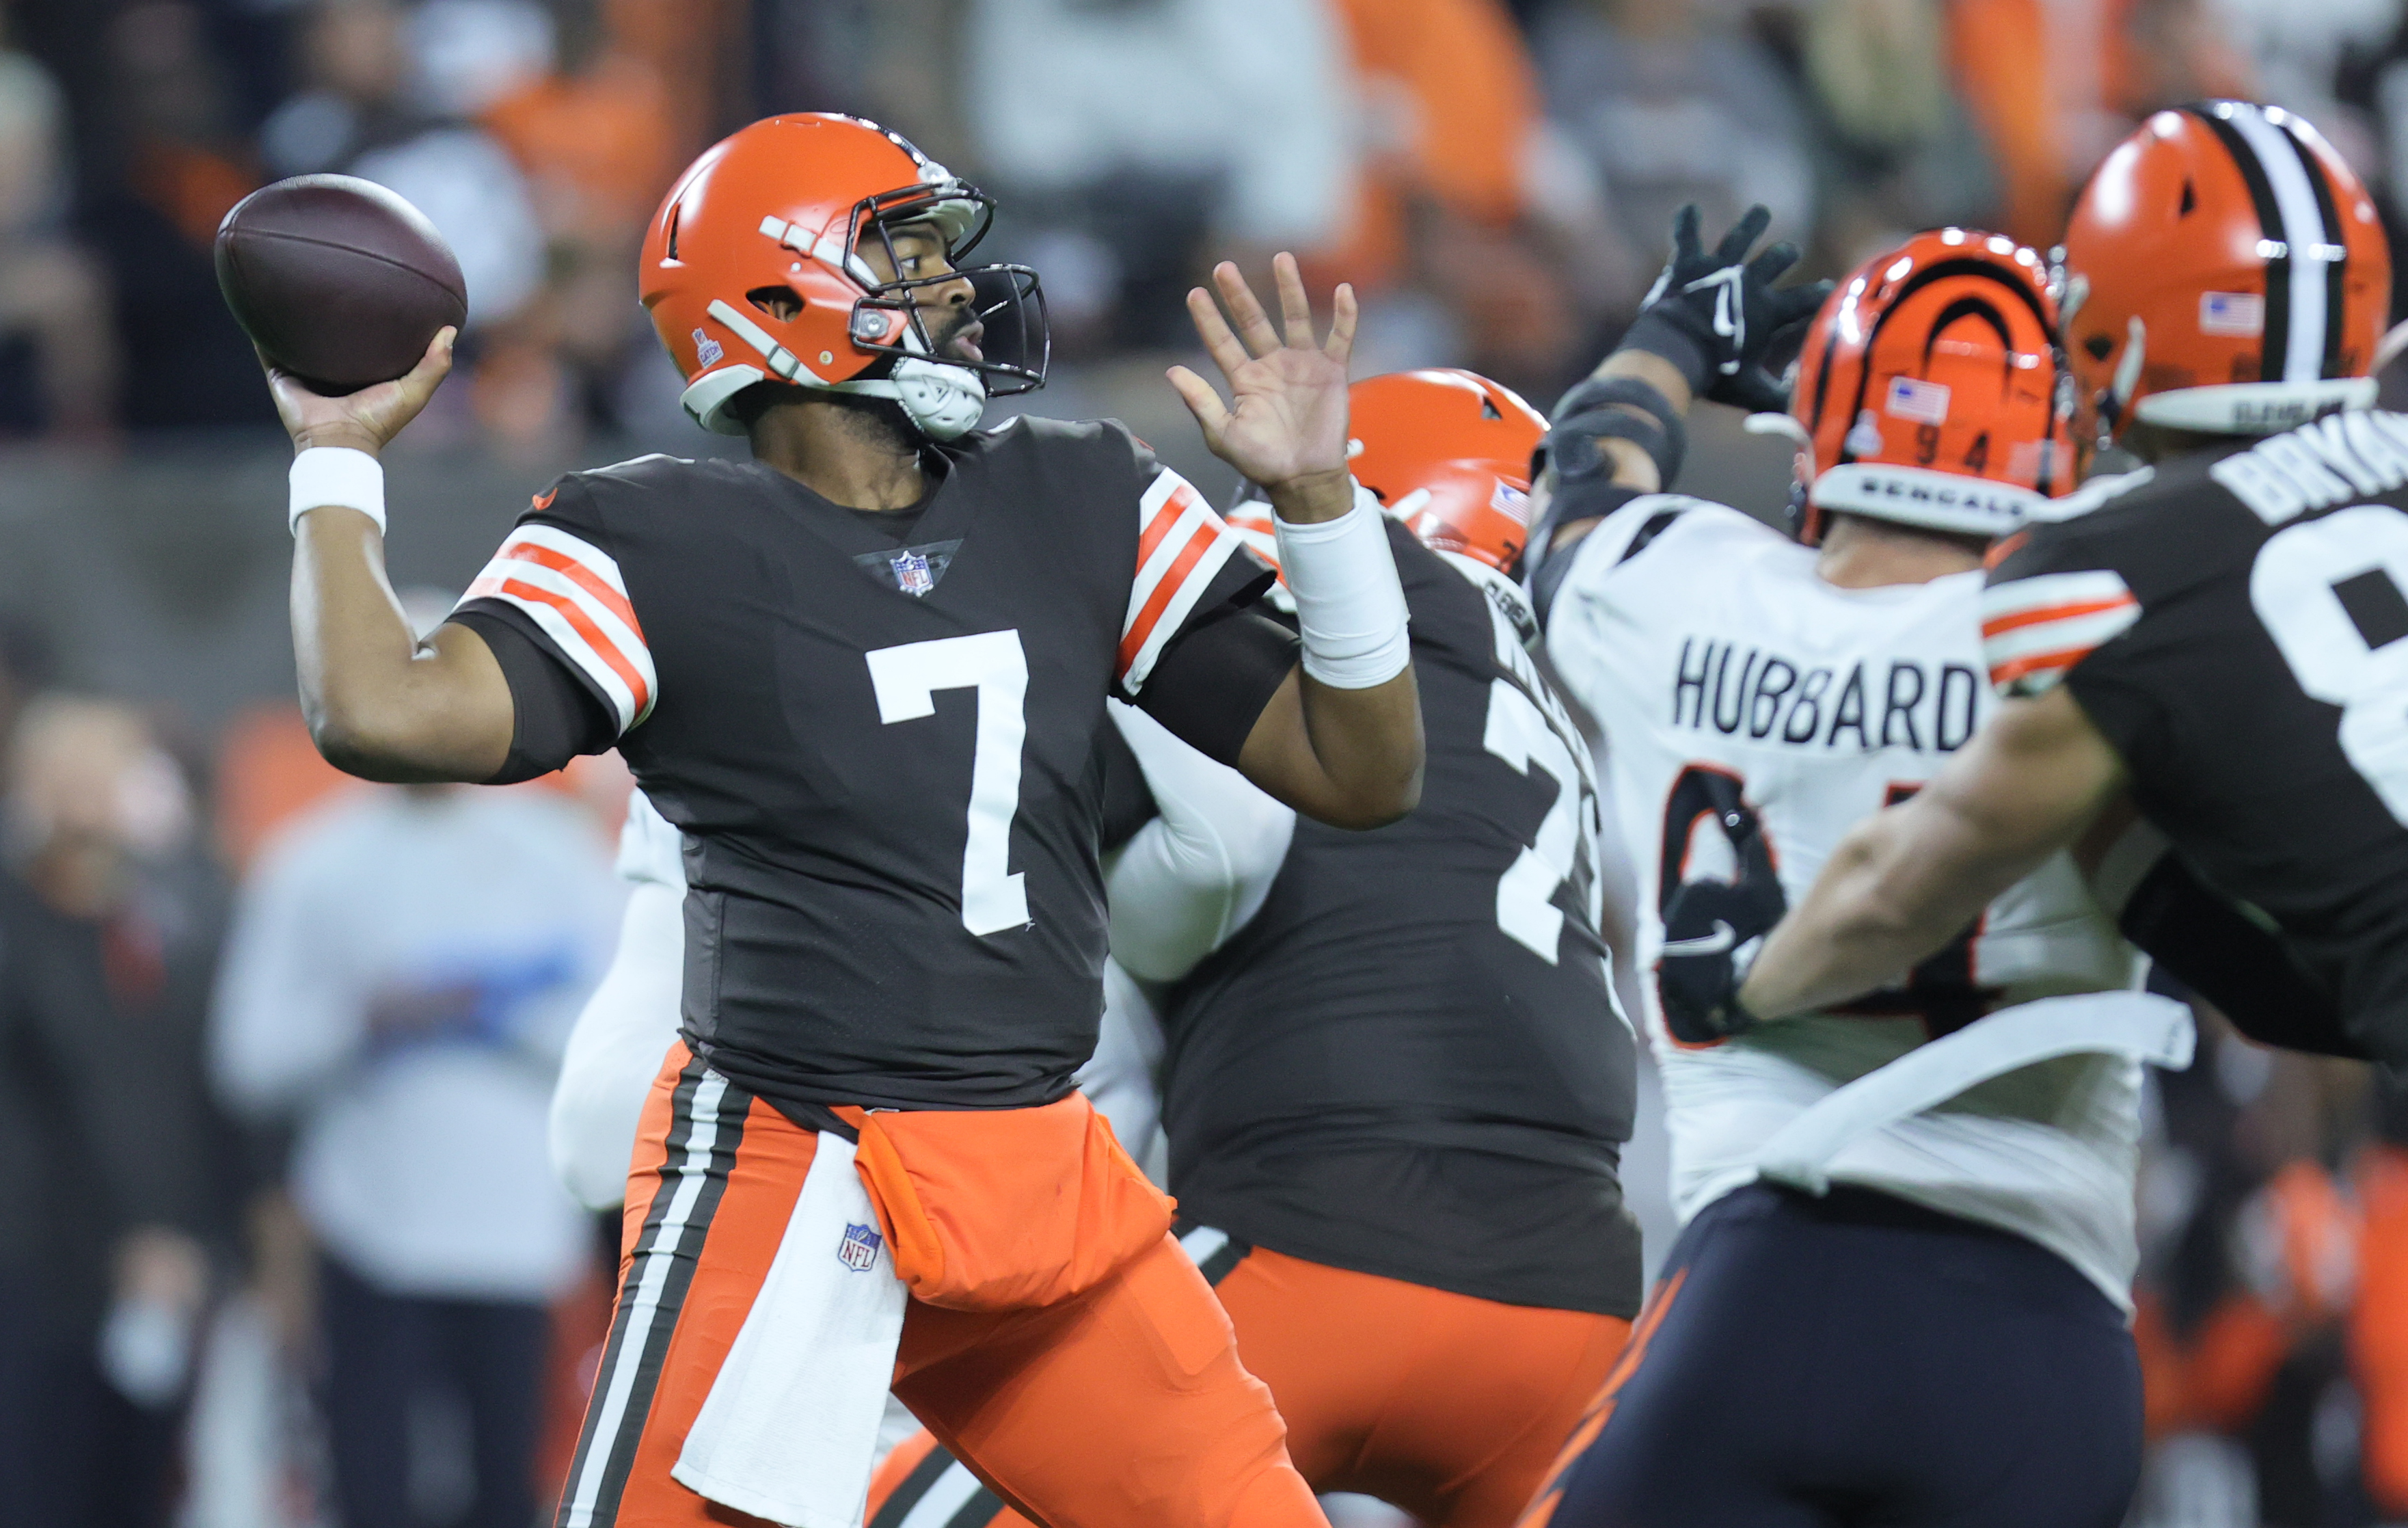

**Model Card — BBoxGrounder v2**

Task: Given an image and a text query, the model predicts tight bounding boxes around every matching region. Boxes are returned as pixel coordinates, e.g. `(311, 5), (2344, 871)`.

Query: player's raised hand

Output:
(266, 326), (456, 457)
(1169, 255), (1357, 515)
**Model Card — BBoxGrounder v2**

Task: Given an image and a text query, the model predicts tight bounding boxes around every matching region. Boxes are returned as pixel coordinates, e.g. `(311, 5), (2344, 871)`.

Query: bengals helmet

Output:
(1228, 368), (1547, 598)
(640, 113), (1047, 439)
(2061, 102), (2390, 442)
(1787, 228), (2071, 546)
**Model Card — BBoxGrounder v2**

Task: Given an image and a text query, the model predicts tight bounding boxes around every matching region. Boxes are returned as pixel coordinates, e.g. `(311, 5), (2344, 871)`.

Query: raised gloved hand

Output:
(1621, 204), (1831, 415)
(1655, 798), (1787, 1044)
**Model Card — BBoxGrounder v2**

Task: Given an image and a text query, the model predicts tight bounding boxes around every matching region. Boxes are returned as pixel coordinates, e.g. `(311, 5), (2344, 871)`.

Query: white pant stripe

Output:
(561, 1071), (731, 1528)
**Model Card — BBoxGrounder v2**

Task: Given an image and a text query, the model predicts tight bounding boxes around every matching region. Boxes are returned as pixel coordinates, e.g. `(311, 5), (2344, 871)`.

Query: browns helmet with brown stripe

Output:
(1785, 228), (2071, 547)
(2059, 102), (2390, 444)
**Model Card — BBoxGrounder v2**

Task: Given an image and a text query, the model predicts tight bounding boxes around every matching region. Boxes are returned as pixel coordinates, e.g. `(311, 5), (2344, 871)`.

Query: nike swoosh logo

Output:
(1662, 921), (1737, 957)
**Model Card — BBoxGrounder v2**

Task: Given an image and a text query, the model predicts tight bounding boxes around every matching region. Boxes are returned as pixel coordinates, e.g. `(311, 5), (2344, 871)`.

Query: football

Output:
(214, 174), (468, 396)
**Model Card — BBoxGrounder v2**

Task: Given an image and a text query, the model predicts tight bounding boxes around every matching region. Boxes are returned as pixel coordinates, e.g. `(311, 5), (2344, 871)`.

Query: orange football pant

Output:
(553, 1046), (1323, 1528)
(869, 1240), (1631, 1528)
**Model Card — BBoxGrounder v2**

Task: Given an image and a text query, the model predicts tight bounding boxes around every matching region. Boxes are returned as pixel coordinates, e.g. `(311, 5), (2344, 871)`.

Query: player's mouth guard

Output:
(1751, 991), (2194, 1196)
(686, 300), (989, 440)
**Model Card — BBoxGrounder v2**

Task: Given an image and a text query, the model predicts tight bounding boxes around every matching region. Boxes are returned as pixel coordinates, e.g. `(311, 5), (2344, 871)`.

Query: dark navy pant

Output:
(1544, 1182), (2143, 1528)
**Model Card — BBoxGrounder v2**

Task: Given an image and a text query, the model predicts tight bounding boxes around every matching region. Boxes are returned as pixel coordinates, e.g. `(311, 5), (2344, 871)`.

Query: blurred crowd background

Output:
(2, 1), (2407, 1525)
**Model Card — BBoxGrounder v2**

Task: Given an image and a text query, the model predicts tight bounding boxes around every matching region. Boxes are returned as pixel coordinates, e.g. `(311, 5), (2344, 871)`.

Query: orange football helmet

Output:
(640, 113), (1046, 439)
(1230, 368), (1547, 591)
(1787, 228), (2071, 546)
(2060, 102), (2390, 441)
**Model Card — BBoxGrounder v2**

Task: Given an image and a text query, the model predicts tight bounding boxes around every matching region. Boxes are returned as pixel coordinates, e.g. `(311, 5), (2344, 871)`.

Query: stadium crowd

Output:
(1, 1), (2407, 1526)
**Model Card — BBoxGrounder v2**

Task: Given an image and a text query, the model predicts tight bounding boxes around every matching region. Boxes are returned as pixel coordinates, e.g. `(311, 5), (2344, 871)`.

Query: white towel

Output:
(673, 1131), (910, 1528)
(1753, 991), (2196, 1194)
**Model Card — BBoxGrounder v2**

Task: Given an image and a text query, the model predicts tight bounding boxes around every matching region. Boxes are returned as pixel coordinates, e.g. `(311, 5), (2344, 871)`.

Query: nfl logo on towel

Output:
(838, 1222), (883, 1272)
(891, 548), (934, 596)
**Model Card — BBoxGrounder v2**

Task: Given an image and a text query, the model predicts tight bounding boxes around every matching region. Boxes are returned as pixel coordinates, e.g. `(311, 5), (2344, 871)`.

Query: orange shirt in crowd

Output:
(1316, 0), (1537, 289)
(482, 51), (678, 239)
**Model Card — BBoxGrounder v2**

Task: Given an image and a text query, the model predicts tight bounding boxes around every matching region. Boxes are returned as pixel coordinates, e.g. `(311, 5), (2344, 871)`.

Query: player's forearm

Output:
(1741, 801), (2022, 1019)
(291, 509), (510, 781)
(1239, 666), (1423, 829)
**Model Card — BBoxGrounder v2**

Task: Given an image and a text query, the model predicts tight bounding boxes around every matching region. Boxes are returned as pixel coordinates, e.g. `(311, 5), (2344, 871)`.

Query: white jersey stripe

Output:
(469, 580), (643, 732)
(1123, 531), (1243, 692)
(511, 522), (635, 595)
(562, 1071), (730, 1528)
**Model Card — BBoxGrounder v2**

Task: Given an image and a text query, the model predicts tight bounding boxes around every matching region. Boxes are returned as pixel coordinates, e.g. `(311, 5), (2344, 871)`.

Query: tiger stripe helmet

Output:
(1789, 228), (2071, 546)
(2060, 102), (2391, 441)
(1228, 368), (1549, 597)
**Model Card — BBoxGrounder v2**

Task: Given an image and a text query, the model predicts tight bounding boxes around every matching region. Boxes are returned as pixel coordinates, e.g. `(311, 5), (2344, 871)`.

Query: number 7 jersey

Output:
(1984, 411), (2408, 1058)
(453, 416), (1269, 1115)
(1541, 496), (2143, 1305)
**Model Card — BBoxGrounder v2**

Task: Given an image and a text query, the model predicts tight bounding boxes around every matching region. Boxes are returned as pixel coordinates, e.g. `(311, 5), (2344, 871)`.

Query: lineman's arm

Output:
(1105, 702), (1295, 982)
(273, 330), (517, 782)
(1169, 256), (1422, 829)
(1737, 685), (2126, 1019)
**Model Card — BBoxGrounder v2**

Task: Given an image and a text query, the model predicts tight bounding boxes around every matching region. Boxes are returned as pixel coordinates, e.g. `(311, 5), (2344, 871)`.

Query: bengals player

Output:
(262, 113), (1425, 1528)
(1736, 101), (2405, 1068)
(869, 368), (1639, 1528)
(1526, 217), (2184, 1527)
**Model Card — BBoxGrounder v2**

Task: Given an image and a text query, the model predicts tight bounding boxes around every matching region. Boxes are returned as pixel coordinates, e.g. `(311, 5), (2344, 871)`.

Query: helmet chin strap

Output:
(824, 358), (987, 440)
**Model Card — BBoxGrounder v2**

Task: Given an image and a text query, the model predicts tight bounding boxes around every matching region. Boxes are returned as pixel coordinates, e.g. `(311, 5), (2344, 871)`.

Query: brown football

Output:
(215, 174), (468, 396)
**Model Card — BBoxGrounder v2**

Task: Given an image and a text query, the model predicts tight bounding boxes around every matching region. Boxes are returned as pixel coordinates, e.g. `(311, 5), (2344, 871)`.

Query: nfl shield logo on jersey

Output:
(837, 1222), (882, 1271)
(891, 548), (935, 596)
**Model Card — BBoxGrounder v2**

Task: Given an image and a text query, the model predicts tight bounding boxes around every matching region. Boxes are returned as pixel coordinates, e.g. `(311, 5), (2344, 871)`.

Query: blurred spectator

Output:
(960, 0), (1357, 353)
(1788, 0), (2001, 270)
(478, 0), (681, 443)
(1329, 0), (1634, 397)
(260, 0), (544, 328)
(80, 1), (272, 429)
(1533, 0), (1814, 295)
(1947, 0), (2254, 250)
(0, 695), (220, 1528)
(0, 25), (111, 439)
(210, 773), (614, 1528)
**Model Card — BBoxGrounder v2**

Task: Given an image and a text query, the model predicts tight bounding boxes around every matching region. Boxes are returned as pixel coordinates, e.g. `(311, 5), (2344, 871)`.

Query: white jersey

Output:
(1543, 496), (2150, 1306)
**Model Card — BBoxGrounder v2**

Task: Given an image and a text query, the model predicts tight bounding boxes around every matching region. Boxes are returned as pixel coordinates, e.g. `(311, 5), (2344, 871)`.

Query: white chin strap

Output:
(684, 295), (990, 440)
(829, 358), (988, 440)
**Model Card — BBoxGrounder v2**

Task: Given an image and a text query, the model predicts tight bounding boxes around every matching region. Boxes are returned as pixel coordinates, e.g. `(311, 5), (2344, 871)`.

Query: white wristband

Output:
(1272, 481), (1411, 689)
(288, 447), (387, 535)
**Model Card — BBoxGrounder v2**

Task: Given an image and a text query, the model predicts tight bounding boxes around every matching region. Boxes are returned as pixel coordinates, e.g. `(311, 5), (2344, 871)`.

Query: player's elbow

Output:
(1311, 765), (1422, 831)
(304, 695), (463, 783)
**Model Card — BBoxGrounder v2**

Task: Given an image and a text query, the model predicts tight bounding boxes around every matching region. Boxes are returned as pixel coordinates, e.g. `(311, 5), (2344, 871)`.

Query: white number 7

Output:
(866, 631), (1030, 935)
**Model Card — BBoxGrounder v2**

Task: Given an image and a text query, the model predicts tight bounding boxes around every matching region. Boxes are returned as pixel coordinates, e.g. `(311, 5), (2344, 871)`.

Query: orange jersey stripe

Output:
(1980, 593), (2135, 640)
(1118, 522), (1221, 678)
(1988, 643), (2097, 688)
(498, 575), (651, 716)
(1136, 483), (1198, 572)
(500, 540), (646, 640)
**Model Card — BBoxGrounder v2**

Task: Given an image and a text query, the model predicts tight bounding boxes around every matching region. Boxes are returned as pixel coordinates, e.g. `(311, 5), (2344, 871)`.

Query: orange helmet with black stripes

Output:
(1227, 368), (1547, 590)
(1787, 228), (2071, 547)
(2059, 101), (2390, 442)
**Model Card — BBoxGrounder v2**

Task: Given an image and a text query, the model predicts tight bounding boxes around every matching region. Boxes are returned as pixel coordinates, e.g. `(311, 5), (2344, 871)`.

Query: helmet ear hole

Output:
(747, 286), (802, 322)
(2084, 334), (2114, 361)
(2179, 180), (2197, 216)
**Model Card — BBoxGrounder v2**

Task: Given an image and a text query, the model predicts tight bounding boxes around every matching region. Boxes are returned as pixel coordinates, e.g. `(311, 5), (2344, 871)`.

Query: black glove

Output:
(1621, 204), (1832, 415)
(1655, 801), (1787, 1044)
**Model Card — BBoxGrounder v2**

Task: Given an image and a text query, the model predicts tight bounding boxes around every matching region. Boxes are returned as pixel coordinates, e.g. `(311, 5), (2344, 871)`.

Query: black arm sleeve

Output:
(2120, 853), (2369, 1059)
(448, 609), (618, 783)
(1135, 605), (1301, 767)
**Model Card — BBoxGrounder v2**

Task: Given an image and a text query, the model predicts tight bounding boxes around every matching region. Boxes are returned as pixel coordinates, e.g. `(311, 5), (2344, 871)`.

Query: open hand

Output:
(267, 326), (455, 457)
(1168, 255), (1356, 504)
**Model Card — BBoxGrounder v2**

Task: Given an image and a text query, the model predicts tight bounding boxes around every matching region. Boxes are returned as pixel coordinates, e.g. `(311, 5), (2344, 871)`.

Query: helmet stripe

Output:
(2272, 113), (2351, 378)
(2208, 103), (2335, 384)
(2190, 105), (2293, 381)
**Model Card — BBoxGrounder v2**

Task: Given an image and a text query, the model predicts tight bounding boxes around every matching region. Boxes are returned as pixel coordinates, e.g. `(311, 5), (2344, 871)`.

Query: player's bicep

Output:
(1913, 686), (2129, 881)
